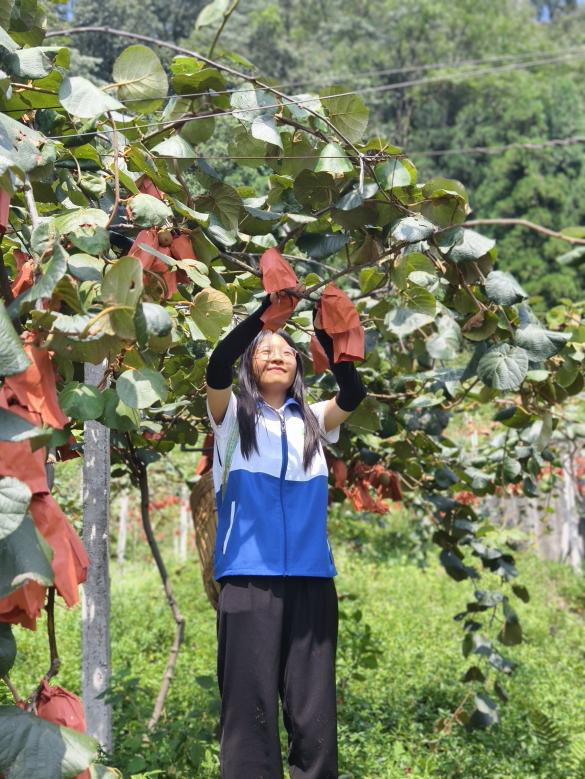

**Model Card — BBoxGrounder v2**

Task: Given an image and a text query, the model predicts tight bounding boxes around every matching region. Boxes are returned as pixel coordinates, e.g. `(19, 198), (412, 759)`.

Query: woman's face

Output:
(252, 332), (298, 394)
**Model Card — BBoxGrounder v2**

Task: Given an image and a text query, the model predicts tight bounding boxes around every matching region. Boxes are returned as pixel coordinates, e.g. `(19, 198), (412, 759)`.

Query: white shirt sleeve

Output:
(309, 399), (340, 444)
(206, 392), (237, 462)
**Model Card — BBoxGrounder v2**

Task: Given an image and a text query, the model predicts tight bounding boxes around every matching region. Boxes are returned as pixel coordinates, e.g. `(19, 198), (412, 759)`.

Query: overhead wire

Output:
(30, 49), (585, 143)
(4, 46), (585, 117)
(4, 47), (585, 128)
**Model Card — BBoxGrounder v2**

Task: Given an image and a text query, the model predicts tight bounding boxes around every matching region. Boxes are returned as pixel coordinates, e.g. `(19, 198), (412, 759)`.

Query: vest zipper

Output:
(278, 411), (288, 575)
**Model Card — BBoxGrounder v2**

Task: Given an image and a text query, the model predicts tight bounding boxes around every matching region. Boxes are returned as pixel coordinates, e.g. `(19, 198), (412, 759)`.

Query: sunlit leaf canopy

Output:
(0, 1), (584, 747)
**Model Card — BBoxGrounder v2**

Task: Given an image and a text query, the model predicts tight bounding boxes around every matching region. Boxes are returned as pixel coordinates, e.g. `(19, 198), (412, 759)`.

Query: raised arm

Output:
(313, 309), (367, 432)
(206, 294), (271, 425)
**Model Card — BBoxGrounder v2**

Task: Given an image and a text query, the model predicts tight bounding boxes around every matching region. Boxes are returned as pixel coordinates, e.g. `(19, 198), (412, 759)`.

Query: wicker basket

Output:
(189, 471), (220, 609)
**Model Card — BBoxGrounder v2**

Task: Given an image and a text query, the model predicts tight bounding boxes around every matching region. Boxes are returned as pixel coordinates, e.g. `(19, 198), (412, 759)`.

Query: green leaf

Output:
(477, 344), (529, 391)
(436, 227), (495, 263)
(462, 310), (499, 342)
(58, 382), (105, 421)
(293, 170), (336, 210)
(556, 245), (585, 267)
(230, 85), (277, 122)
(391, 252), (435, 290)
(359, 267), (384, 294)
(0, 515), (53, 598)
(467, 693), (500, 730)
(391, 215), (434, 243)
(127, 193), (172, 228)
(5, 47), (52, 79)
(116, 368), (169, 409)
(0, 707), (98, 779)
(498, 606), (523, 646)
(514, 324), (571, 360)
(385, 306), (435, 337)
(170, 58), (225, 95)
(484, 271), (528, 306)
(181, 117), (215, 145)
(99, 389), (141, 432)
(439, 549), (478, 581)
(68, 253), (104, 282)
(59, 76), (123, 119)
(297, 232), (349, 259)
(0, 407), (45, 442)
(197, 183), (241, 231)
(102, 256), (143, 307)
(403, 286), (436, 317)
(375, 159), (416, 189)
(112, 45), (168, 110)
(196, 0), (231, 28)
(0, 26), (19, 55)
(15, 244), (68, 307)
(0, 300), (30, 376)
(139, 302), (172, 338)
(0, 624), (16, 676)
(0, 477), (31, 540)
(151, 134), (197, 160)
(315, 143), (353, 175)
(512, 584), (530, 603)
(54, 208), (108, 235)
(191, 288), (233, 343)
(69, 226), (110, 256)
(346, 397), (382, 433)
(319, 87), (369, 143)
(251, 115), (282, 149)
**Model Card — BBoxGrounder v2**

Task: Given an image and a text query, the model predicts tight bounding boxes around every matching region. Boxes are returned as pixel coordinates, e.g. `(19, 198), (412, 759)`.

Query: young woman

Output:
(205, 286), (366, 779)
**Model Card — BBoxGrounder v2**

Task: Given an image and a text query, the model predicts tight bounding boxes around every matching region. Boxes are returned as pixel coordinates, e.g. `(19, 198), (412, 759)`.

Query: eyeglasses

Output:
(254, 347), (297, 361)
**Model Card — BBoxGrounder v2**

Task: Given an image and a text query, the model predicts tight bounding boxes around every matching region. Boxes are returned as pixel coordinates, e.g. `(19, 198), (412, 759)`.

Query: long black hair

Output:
(236, 329), (321, 470)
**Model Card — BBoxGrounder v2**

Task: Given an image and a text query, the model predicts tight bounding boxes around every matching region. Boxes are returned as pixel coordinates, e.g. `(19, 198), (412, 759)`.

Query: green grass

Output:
(3, 510), (585, 778)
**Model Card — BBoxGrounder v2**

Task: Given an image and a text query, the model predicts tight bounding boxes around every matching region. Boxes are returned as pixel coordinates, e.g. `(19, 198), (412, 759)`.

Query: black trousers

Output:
(216, 575), (339, 779)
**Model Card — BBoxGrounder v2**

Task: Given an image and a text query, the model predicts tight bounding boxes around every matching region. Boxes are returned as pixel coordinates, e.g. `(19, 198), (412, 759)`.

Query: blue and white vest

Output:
(207, 393), (340, 580)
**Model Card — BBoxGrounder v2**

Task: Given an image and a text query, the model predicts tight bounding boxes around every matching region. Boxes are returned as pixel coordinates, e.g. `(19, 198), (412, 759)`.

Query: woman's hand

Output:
(270, 281), (305, 305)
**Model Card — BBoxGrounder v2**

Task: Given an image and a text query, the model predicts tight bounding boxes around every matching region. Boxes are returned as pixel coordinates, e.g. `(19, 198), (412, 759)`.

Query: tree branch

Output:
(464, 218), (585, 246)
(105, 113), (121, 229)
(208, 0), (240, 58)
(132, 453), (185, 733)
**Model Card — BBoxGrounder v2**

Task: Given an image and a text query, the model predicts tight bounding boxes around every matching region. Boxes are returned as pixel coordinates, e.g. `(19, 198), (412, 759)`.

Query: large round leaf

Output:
(116, 368), (169, 409)
(315, 142), (353, 176)
(68, 253), (105, 282)
(436, 227), (495, 263)
(391, 215), (434, 243)
(319, 87), (369, 143)
(127, 193), (172, 228)
(477, 344), (529, 391)
(181, 117), (215, 145)
(58, 382), (105, 421)
(0, 301), (30, 376)
(484, 271), (527, 306)
(0, 707), (98, 779)
(230, 85), (277, 122)
(197, 184), (241, 231)
(514, 324), (571, 360)
(151, 135), (196, 161)
(59, 76), (123, 119)
(113, 45), (168, 110)
(0, 477), (31, 540)
(100, 388), (141, 431)
(191, 288), (233, 343)
(102, 256), (143, 308)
